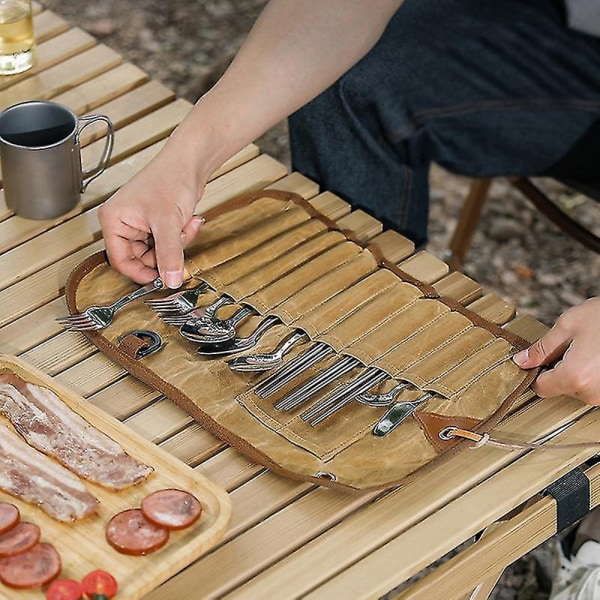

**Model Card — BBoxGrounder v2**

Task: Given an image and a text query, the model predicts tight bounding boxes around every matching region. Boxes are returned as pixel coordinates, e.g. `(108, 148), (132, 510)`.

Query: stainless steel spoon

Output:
(195, 315), (282, 356)
(227, 330), (308, 372)
(179, 305), (255, 343)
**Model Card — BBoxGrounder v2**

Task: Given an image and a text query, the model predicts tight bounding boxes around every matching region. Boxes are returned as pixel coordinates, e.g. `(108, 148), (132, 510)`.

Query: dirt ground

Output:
(41, 2), (600, 598)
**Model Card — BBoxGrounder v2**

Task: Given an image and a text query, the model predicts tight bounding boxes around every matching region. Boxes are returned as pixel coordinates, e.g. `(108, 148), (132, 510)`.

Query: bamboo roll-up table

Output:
(1, 5), (600, 599)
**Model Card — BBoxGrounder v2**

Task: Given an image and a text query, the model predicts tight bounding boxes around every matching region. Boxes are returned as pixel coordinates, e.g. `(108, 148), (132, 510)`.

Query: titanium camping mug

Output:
(0, 100), (114, 219)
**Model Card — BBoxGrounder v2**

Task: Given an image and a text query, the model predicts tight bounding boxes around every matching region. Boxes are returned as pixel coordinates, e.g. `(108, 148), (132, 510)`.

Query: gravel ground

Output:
(41, 2), (600, 598)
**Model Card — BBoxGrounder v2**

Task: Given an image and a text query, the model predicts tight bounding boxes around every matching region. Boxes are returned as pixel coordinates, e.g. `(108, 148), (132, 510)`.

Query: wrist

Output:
(166, 96), (244, 189)
(162, 126), (213, 194)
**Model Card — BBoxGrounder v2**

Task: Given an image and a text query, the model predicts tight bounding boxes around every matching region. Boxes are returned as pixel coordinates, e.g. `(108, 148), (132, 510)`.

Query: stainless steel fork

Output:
(145, 280), (212, 314)
(160, 295), (233, 326)
(56, 278), (164, 331)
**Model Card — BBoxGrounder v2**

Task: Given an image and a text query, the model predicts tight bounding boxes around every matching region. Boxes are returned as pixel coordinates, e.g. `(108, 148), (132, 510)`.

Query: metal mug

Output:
(0, 100), (114, 219)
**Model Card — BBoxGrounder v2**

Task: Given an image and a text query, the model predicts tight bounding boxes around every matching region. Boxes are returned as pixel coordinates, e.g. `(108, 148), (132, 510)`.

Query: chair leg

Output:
(447, 178), (493, 271)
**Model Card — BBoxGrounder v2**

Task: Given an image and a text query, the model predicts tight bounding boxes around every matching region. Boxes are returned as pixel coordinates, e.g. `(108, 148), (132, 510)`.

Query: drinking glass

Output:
(0, 0), (34, 75)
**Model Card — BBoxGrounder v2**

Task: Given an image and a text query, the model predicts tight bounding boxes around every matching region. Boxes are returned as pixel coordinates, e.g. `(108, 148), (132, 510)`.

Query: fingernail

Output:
(513, 348), (529, 366)
(164, 270), (183, 289)
(196, 215), (206, 225)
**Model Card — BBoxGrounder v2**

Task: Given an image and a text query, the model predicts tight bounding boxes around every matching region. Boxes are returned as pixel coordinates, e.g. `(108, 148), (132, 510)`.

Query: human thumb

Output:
(513, 328), (571, 369)
(513, 347), (533, 368)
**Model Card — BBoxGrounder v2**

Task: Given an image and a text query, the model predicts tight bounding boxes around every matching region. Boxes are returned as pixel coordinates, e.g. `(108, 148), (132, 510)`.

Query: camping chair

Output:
(447, 177), (600, 270)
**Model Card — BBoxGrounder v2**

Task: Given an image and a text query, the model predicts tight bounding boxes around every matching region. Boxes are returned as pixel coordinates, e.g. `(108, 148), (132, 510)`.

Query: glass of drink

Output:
(0, 0), (34, 76)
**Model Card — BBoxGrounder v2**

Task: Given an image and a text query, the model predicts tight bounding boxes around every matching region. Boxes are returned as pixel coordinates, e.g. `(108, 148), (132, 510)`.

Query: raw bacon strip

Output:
(106, 509), (169, 556)
(0, 502), (19, 535)
(0, 542), (61, 589)
(141, 489), (202, 530)
(0, 424), (98, 522)
(0, 375), (153, 490)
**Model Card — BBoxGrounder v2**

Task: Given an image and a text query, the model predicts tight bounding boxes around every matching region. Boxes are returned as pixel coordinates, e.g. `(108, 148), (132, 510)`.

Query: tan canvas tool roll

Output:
(65, 190), (536, 492)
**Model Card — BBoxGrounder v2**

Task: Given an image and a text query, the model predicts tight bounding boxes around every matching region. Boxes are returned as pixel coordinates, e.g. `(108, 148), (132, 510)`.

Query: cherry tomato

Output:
(81, 569), (118, 600)
(45, 578), (84, 600)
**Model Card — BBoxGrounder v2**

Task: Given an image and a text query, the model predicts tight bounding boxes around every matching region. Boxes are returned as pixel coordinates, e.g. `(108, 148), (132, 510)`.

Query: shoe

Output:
(550, 538), (600, 599)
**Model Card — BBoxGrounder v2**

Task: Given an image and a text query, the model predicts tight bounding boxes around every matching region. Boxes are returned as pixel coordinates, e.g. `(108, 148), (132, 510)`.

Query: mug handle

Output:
(77, 114), (115, 192)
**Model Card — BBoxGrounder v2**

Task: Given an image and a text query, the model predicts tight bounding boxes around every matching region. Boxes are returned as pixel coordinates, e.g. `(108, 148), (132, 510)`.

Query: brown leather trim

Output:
(415, 412), (484, 454)
(65, 250), (108, 315)
(118, 334), (148, 359)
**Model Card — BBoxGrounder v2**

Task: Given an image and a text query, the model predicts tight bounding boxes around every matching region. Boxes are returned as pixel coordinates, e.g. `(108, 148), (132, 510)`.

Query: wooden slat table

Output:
(1, 6), (599, 599)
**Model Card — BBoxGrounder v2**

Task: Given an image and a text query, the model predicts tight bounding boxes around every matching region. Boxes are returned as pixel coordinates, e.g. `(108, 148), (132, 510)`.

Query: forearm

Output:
(98, 0), (403, 285)
(166, 0), (404, 187)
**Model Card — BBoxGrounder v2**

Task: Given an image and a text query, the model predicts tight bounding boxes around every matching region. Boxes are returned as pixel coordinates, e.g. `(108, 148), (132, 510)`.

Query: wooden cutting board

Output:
(0, 354), (232, 600)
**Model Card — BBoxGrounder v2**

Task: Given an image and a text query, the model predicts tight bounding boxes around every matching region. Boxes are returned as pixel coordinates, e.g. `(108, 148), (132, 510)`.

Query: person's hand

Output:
(97, 144), (205, 289)
(98, 0), (405, 287)
(513, 297), (600, 405)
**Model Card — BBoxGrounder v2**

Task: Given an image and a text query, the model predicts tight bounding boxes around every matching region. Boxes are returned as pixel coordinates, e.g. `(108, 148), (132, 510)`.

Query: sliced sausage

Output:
(0, 502), (19, 535)
(0, 542), (61, 589)
(0, 522), (41, 557)
(141, 488), (202, 530)
(106, 508), (169, 556)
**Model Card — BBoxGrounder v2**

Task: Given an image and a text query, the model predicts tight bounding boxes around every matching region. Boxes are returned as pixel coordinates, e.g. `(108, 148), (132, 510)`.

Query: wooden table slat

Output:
(268, 171), (321, 200)
(0, 22), (89, 92)
(22, 330), (98, 374)
(398, 250), (449, 284)
(0, 237), (105, 324)
(55, 63), (153, 120)
(336, 209), (382, 243)
(54, 350), (128, 394)
(147, 485), (379, 600)
(195, 448), (265, 492)
(124, 400), (194, 445)
(0, 39), (120, 111)
(89, 375), (161, 419)
(82, 97), (192, 167)
(467, 293), (517, 325)
(504, 313), (550, 341)
(0, 297), (70, 354)
(369, 229), (415, 263)
(158, 423), (224, 467)
(32, 9), (70, 43)
(433, 270), (482, 305)
(224, 473), (311, 541)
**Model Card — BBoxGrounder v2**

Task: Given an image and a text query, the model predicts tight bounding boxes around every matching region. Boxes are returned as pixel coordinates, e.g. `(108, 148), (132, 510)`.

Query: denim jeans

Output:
(288, 0), (600, 246)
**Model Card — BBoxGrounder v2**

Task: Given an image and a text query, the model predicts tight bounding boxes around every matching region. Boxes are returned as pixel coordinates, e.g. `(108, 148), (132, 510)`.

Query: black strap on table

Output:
(545, 467), (591, 532)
